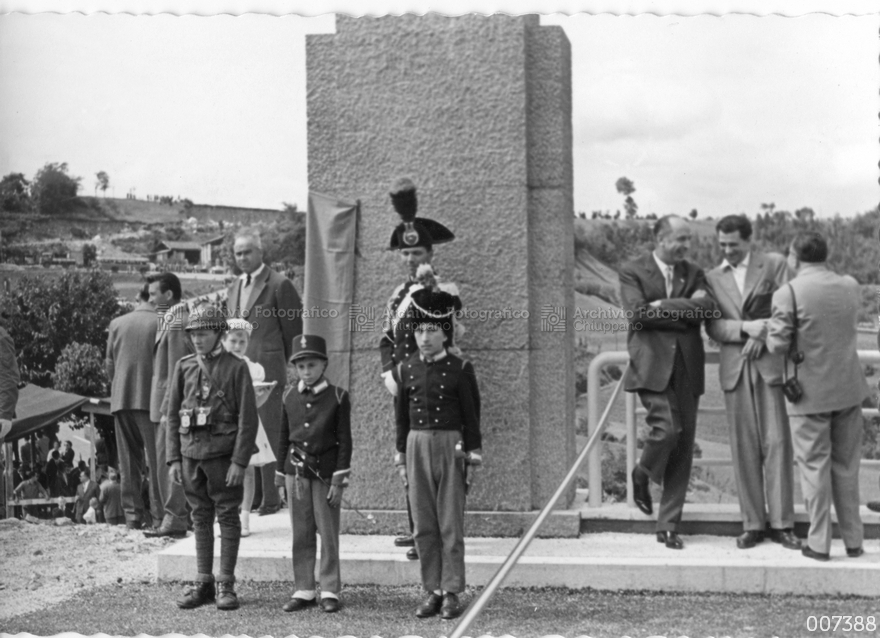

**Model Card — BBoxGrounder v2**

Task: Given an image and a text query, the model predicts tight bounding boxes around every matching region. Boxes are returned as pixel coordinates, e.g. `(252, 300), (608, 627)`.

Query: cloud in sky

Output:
(551, 14), (879, 217)
(0, 12), (875, 216)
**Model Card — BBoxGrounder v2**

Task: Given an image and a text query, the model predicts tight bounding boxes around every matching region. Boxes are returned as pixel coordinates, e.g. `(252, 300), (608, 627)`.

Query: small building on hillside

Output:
(152, 240), (202, 265)
(200, 235), (227, 267)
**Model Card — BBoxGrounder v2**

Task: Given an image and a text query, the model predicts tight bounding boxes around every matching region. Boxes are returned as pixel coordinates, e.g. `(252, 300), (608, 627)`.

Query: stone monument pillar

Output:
(307, 14), (575, 518)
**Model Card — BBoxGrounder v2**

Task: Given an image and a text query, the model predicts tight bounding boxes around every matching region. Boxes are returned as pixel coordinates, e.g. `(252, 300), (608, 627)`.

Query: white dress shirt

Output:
(239, 263), (266, 310)
(652, 252), (675, 298)
(722, 251), (750, 297)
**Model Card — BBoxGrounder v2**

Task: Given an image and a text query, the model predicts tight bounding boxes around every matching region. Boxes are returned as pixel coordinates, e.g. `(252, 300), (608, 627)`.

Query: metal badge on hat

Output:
(402, 222), (419, 246)
(301, 335), (308, 348)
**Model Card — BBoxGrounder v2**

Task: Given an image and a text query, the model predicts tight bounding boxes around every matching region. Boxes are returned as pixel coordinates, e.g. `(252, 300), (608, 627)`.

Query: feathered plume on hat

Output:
(388, 178), (455, 250)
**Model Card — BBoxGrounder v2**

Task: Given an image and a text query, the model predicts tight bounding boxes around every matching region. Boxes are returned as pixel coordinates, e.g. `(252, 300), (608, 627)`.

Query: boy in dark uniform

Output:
(166, 306), (259, 611)
(393, 288), (482, 620)
(379, 177), (461, 559)
(276, 334), (352, 614)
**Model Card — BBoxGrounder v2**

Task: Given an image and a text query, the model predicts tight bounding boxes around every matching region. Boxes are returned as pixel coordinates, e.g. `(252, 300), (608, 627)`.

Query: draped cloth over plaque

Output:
(303, 191), (359, 389)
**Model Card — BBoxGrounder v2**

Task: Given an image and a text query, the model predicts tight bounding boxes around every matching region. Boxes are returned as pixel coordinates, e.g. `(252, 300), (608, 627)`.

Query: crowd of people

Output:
(0, 177), (872, 620)
(624, 213), (870, 562)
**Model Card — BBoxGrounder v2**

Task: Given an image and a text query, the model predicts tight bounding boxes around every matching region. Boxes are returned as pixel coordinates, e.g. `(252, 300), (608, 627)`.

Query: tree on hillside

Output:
(615, 177), (638, 219)
(689, 209), (698, 220)
(31, 162), (82, 216)
(95, 171), (110, 197)
(0, 172), (32, 212)
(282, 201), (298, 214)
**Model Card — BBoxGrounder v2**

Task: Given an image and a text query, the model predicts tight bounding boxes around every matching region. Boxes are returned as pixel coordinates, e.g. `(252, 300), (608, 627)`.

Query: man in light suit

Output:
(705, 215), (799, 550)
(106, 285), (159, 529)
(226, 230), (303, 515)
(143, 272), (190, 538)
(619, 215), (717, 549)
(767, 231), (869, 561)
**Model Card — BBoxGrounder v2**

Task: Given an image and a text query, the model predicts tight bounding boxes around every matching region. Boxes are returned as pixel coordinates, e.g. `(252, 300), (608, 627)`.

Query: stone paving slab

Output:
(157, 510), (880, 596)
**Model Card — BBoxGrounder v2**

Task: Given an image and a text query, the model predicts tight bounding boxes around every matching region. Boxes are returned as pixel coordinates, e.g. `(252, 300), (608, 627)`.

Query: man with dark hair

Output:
(106, 284), (159, 529)
(706, 215), (798, 550)
(619, 214), (717, 549)
(767, 231), (869, 561)
(226, 230), (303, 516)
(143, 271), (191, 538)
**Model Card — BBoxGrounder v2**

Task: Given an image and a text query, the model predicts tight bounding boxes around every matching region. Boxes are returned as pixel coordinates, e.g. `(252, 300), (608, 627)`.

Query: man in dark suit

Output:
(143, 272), (190, 538)
(705, 215), (799, 551)
(226, 230), (303, 515)
(766, 231), (869, 561)
(619, 215), (717, 549)
(74, 467), (101, 524)
(105, 285), (159, 529)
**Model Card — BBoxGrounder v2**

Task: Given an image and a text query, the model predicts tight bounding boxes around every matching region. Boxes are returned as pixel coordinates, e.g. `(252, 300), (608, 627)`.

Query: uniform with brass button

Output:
(275, 334), (352, 614)
(393, 288), (482, 620)
(378, 177), (462, 561)
(165, 306), (259, 612)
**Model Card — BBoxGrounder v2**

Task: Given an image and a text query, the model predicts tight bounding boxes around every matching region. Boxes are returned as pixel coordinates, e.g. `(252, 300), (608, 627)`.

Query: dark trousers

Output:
(154, 418), (189, 532)
(114, 410), (160, 527)
(636, 352), (699, 532)
(181, 455), (244, 582)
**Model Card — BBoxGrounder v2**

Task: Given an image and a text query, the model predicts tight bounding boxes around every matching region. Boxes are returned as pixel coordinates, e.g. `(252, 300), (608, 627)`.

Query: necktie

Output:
(301, 386), (311, 395)
(665, 266), (674, 298)
(245, 274), (252, 287)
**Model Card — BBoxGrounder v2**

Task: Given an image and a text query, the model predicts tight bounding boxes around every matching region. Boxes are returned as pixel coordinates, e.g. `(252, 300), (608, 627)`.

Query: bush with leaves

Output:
(2, 270), (122, 387)
(53, 342), (109, 397)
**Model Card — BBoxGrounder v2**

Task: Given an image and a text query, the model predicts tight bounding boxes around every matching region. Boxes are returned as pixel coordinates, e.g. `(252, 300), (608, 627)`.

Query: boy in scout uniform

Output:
(275, 334), (352, 614)
(393, 288), (482, 620)
(379, 177), (461, 559)
(166, 306), (259, 611)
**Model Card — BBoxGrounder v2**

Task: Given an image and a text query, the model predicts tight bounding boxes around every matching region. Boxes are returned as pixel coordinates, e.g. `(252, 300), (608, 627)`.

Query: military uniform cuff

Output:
(331, 469), (350, 486)
(466, 449), (483, 466)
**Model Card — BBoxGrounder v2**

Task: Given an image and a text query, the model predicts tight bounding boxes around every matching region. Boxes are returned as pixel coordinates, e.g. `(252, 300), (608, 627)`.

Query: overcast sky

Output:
(0, 8), (876, 217)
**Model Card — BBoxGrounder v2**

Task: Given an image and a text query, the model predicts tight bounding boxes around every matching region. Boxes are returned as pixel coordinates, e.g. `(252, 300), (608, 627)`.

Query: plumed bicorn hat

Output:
(388, 178), (455, 250)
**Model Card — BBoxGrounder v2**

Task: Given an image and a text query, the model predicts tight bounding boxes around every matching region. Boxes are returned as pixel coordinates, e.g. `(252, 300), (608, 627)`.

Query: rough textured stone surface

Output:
(308, 14), (574, 513)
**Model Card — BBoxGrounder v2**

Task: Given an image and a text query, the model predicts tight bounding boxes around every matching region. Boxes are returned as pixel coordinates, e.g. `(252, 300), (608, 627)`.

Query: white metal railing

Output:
(586, 349), (880, 509)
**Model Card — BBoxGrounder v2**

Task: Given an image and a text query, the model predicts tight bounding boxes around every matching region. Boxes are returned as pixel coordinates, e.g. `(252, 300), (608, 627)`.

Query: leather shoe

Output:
(656, 531), (683, 550)
(258, 504), (281, 517)
(394, 534), (415, 547)
(283, 597), (317, 612)
(406, 547), (419, 560)
(440, 593), (462, 620)
(321, 597), (340, 613)
(736, 530), (765, 549)
(144, 527), (187, 539)
(801, 545), (830, 562)
(415, 593), (443, 618)
(216, 581), (239, 611)
(768, 528), (801, 550)
(867, 501), (880, 513)
(176, 581), (215, 609)
(846, 546), (864, 558)
(631, 467), (653, 516)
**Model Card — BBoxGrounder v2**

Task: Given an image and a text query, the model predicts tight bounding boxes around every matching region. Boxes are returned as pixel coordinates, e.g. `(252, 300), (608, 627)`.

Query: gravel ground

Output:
(0, 516), (179, 621)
